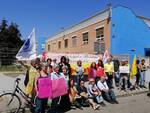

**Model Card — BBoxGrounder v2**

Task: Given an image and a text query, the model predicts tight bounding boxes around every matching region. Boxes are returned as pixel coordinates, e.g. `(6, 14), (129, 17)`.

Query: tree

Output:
(0, 19), (23, 65)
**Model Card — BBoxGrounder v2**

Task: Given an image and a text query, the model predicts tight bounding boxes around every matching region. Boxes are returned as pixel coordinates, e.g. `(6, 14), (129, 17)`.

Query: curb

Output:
(116, 90), (149, 98)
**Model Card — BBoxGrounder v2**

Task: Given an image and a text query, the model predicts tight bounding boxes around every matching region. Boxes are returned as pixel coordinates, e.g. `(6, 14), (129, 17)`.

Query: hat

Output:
(89, 78), (95, 83)
(62, 65), (68, 70)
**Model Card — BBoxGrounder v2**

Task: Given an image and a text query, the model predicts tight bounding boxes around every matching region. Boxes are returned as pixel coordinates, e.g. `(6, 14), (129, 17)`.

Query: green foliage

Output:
(0, 65), (19, 72)
(0, 19), (23, 65)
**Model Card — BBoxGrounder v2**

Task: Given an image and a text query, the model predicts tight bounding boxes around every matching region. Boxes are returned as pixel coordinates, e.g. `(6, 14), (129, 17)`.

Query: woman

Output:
(19, 59), (39, 95)
(46, 58), (53, 75)
(69, 79), (83, 109)
(34, 64), (49, 113)
(59, 66), (71, 111)
(96, 60), (105, 78)
(66, 58), (72, 78)
(50, 65), (65, 113)
(88, 62), (97, 79)
(58, 56), (67, 73)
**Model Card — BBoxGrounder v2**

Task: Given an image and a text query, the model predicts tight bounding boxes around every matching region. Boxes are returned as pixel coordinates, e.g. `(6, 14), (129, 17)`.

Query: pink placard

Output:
(52, 77), (68, 99)
(37, 77), (52, 98)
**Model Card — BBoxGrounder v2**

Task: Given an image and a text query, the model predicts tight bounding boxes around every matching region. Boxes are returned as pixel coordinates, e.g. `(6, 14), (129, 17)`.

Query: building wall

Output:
(46, 19), (110, 54)
(110, 6), (150, 62)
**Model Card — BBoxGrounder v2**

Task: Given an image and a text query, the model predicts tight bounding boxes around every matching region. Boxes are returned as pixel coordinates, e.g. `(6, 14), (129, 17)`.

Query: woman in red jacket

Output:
(96, 59), (105, 78)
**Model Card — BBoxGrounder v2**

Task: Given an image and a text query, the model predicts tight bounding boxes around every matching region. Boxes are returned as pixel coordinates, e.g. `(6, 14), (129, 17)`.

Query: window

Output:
(96, 27), (104, 42)
(82, 32), (88, 44)
(94, 42), (105, 54)
(48, 45), (50, 51)
(72, 36), (77, 47)
(64, 39), (68, 48)
(58, 41), (61, 49)
(52, 43), (56, 51)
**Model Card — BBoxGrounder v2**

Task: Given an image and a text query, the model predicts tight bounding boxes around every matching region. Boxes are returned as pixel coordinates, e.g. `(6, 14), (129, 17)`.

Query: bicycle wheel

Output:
(0, 93), (21, 113)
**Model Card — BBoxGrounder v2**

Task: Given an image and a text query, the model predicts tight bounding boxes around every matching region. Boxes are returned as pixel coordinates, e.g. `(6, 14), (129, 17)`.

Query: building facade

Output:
(46, 6), (150, 62)
(46, 9), (111, 54)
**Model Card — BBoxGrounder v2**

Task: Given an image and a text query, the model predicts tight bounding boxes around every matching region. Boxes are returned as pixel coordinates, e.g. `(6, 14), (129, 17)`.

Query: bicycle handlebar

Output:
(15, 78), (21, 84)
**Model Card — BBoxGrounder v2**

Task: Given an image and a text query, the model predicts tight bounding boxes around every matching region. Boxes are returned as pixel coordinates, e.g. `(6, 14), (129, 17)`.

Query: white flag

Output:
(16, 28), (37, 60)
(103, 50), (110, 64)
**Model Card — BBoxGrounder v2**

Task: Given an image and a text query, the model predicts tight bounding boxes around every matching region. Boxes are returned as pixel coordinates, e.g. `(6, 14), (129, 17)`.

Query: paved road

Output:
(67, 93), (150, 113)
(24, 93), (150, 113)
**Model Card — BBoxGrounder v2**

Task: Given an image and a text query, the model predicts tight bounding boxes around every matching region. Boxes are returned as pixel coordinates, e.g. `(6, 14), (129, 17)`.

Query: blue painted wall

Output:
(110, 6), (150, 63)
(37, 37), (46, 55)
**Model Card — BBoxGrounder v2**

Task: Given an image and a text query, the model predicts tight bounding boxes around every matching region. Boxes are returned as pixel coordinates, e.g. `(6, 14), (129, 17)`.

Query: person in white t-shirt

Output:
(97, 76), (118, 104)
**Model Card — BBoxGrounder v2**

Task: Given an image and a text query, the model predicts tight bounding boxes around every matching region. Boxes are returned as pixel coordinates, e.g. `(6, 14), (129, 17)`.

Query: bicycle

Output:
(0, 78), (35, 113)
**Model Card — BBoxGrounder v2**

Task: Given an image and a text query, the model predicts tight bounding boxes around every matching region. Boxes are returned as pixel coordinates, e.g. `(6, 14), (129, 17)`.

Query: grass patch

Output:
(0, 65), (20, 72)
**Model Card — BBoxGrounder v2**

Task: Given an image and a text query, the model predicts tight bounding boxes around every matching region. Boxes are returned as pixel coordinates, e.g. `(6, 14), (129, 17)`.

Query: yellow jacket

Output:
(25, 66), (38, 95)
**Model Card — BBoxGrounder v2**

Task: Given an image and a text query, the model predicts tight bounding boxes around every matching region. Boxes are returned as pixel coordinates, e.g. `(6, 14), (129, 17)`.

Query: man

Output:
(87, 78), (106, 107)
(113, 58), (120, 87)
(139, 59), (147, 88)
(97, 76), (119, 104)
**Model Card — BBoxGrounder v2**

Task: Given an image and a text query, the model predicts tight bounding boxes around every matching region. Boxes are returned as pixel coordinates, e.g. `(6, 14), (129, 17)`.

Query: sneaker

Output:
(110, 101), (115, 104)
(78, 107), (83, 110)
(99, 102), (106, 107)
(143, 86), (147, 89)
(114, 100), (119, 104)
(93, 105), (100, 110)
(70, 105), (76, 109)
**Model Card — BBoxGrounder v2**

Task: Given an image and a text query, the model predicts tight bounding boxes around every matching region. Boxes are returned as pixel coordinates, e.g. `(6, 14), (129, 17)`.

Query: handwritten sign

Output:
(119, 66), (130, 73)
(37, 77), (52, 99)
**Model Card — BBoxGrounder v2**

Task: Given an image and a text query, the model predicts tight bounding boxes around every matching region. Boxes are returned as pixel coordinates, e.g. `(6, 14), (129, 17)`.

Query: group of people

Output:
(20, 55), (147, 113)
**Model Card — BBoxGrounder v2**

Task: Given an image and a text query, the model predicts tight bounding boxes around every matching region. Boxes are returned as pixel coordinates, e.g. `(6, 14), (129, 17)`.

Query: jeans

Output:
(106, 72), (113, 89)
(114, 72), (120, 87)
(140, 71), (146, 86)
(34, 97), (48, 113)
(135, 73), (140, 85)
(102, 90), (116, 102)
(95, 95), (104, 104)
(49, 97), (60, 113)
(120, 74), (128, 90)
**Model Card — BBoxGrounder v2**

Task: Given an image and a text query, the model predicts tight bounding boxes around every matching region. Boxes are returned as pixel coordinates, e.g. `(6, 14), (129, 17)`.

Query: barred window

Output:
(82, 32), (88, 44)
(64, 39), (68, 48)
(48, 45), (50, 51)
(58, 41), (61, 49)
(72, 36), (77, 47)
(96, 27), (104, 42)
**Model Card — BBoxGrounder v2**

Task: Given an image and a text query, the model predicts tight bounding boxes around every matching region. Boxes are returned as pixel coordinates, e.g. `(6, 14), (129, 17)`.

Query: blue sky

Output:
(0, 0), (150, 40)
